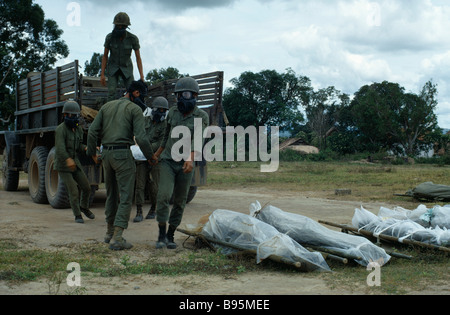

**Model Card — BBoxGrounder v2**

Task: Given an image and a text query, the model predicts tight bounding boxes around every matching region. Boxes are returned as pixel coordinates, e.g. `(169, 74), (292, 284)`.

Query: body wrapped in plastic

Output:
(201, 209), (331, 272)
(250, 202), (391, 267)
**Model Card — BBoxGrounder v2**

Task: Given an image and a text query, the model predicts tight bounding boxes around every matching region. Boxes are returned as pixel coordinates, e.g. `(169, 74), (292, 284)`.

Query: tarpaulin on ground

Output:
(201, 209), (331, 272)
(249, 201), (391, 267)
(406, 182), (450, 202)
(352, 206), (450, 247)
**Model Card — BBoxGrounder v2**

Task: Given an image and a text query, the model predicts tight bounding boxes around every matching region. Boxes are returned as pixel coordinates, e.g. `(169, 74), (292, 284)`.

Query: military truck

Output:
(0, 60), (226, 208)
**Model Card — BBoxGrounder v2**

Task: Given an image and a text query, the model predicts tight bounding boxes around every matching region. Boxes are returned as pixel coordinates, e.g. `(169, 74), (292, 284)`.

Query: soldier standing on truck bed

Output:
(152, 77), (209, 250)
(132, 96), (168, 222)
(87, 80), (157, 251)
(100, 12), (145, 101)
(54, 101), (95, 224)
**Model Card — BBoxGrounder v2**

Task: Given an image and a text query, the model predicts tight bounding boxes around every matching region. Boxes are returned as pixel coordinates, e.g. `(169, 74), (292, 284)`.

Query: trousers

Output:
(156, 159), (194, 228)
(102, 148), (136, 229)
(59, 168), (91, 217)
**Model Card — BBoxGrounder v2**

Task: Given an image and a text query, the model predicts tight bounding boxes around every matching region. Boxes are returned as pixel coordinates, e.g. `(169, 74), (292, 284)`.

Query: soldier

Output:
(152, 77), (209, 249)
(100, 12), (145, 101)
(87, 80), (157, 251)
(54, 101), (94, 224)
(133, 96), (168, 222)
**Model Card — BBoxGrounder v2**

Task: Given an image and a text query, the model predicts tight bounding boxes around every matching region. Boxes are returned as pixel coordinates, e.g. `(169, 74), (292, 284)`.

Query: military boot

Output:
(145, 205), (156, 220)
(166, 225), (177, 250)
(75, 215), (84, 224)
(133, 205), (143, 223)
(109, 227), (133, 251)
(156, 223), (167, 249)
(81, 207), (95, 220)
(104, 222), (115, 244)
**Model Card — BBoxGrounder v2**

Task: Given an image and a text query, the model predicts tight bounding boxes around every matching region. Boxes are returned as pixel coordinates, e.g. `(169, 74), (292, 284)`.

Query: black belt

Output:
(103, 145), (130, 150)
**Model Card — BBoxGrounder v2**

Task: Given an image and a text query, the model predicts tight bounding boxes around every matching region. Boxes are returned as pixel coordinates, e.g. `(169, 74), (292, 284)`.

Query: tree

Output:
(84, 53), (103, 77)
(0, 0), (69, 127)
(304, 86), (349, 150)
(347, 80), (439, 156)
(145, 67), (186, 85)
(223, 68), (310, 132)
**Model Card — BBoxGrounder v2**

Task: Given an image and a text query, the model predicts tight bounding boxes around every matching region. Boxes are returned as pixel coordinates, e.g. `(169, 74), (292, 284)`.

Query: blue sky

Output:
(35, 0), (450, 128)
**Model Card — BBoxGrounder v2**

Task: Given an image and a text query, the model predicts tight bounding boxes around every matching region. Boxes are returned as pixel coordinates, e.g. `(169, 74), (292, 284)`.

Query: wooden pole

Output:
(319, 220), (450, 254)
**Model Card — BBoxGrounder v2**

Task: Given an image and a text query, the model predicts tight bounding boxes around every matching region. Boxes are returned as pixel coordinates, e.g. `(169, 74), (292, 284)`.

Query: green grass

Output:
(205, 161), (450, 207)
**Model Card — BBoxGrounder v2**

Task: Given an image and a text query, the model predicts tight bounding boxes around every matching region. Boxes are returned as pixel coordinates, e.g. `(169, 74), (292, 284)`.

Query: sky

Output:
(35, 0), (450, 128)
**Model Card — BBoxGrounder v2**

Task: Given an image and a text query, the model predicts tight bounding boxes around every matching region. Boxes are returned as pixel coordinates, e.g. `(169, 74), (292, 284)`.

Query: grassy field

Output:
(1, 159), (449, 295)
(205, 160), (450, 208)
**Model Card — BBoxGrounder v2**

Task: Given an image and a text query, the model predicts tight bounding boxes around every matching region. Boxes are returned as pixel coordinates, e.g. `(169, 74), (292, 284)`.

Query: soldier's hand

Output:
(182, 161), (194, 174)
(66, 158), (76, 171)
(92, 155), (99, 164)
(100, 75), (106, 87)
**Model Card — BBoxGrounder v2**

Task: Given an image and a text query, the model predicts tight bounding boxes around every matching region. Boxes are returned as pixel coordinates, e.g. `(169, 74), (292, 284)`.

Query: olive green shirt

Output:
(87, 97), (153, 160)
(54, 123), (86, 173)
(104, 31), (140, 79)
(160, 106), (209, 162)
(145, 117), (167, 154)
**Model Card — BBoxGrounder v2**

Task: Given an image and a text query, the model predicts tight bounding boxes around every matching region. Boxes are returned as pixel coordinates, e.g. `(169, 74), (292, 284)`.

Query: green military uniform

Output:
(54, 123), (91, 219)
(156, 105), (209, 228)
(134, 116), (166, 217)
(87, 97), (154, 232)
(104, 31), (140, 100)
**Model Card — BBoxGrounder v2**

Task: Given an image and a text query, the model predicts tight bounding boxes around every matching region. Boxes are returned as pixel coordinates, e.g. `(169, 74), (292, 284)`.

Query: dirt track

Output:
(0, 181), (447, 295)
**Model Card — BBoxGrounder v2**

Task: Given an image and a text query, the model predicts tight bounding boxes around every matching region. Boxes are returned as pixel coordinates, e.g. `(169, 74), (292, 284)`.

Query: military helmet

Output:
(174, 77), (200, 94)
(113, 12), (131, 26)
(152, 96), (169, 110)
(62, 101), (80, 115)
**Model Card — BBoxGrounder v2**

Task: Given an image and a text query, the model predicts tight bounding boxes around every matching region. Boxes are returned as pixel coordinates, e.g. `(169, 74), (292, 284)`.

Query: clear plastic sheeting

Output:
(352, 206), (450, 247)
(201, 209), (331, 272)
(378, 205), (450, 229)
(250, 201), (391, 267)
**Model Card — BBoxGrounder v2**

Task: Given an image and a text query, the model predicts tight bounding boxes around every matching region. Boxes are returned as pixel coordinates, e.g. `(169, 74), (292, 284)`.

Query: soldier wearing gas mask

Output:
(100, 12), (145, 101)
(152, 77), (209, 249)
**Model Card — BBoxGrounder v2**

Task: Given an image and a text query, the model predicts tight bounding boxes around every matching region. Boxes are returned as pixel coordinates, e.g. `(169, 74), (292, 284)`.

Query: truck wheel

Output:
(2, 148), (19, 191)
(28, 146), (49, 204)
(45, 147), (70, 209)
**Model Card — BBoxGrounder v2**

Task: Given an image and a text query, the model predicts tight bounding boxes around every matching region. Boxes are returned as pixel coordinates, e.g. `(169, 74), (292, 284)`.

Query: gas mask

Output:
(112, 26), (126, 39)
(64, 115), (79, 129)
(177, 91), (196, 114)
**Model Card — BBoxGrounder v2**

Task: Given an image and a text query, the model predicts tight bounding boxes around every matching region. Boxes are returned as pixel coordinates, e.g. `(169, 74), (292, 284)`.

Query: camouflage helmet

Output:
(152, 96), (169, 110)
(174, 77), (200, 94)
(113, 12), (131, 26)
(62, 101), (80, 115)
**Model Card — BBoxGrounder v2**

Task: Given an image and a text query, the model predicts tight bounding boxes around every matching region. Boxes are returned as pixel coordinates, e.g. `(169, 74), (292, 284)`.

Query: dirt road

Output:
(0, 181), (446, 295)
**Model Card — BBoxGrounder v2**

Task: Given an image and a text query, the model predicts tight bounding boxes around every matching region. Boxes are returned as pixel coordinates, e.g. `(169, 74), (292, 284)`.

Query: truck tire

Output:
(2, 148), (19, 192)
(28, 146), (49, 204)
(45, 147), (70, 209)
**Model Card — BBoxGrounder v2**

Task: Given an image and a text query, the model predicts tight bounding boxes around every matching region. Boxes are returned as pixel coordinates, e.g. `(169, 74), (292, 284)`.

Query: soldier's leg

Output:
(73, 168), (94, 219)
(107, 74), (119, 101)
(102, 154), (119, 226)
(133, 161), (147, 222)
(111, 150), (136, 230)
(155, 160), (176, 248)
(166, 164), (194, 249)
(59, 171), (83, 222)
(145, 164), (159, 219)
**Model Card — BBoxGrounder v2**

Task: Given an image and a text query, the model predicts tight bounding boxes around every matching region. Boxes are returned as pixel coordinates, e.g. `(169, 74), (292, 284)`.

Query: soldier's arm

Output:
(100, 47), (109, 87)
(134, 49), (145, 82)
(87, 110), (102, 157)
(55, 127), (70, 162)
